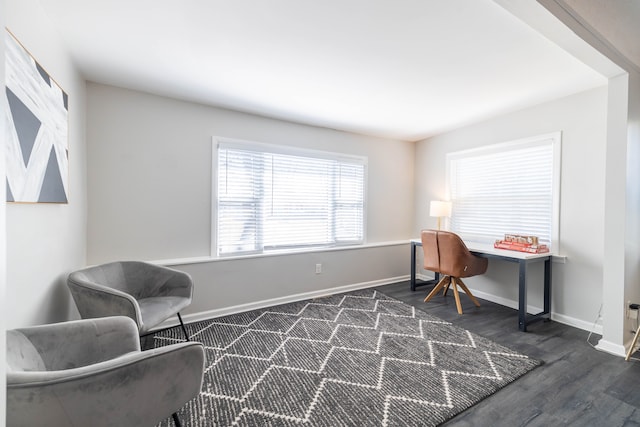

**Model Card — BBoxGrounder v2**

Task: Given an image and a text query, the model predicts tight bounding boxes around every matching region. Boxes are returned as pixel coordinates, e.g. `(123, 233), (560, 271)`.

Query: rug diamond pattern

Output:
(330, 325), (381, 352)
(379, 359), (449, 404)
(335, 309), (377, 327)
(311, 381), (386, 426)
(287, 318), (335, 341)
(376, 314), (423, 335)
(225, 330), (284, 358)
(203, 355), (271, 398)
(249, 312), (300, 332)
(339, 295), (378, 310)
(298, 303), (343, 321)
(194, 323), (247, 348)
(322, 347), (382, 386)
(271, 339), (333, 371)
(156, 289), (540, 427)
(378, 334), (435, 361)
(376, 300), (417, 317)
(244, 367), (325, 417)
(430, 343), (500, 375)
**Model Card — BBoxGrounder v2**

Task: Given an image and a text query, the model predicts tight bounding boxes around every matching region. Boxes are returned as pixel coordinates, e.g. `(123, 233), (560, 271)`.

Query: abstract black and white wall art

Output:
(5, 30), (69, 203)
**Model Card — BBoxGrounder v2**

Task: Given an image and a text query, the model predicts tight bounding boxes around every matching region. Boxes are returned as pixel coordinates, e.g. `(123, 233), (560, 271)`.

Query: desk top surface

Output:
(410, 239), (554, 261)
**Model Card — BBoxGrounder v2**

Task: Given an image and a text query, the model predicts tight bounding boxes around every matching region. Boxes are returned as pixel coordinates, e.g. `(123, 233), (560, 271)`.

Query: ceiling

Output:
(561, 0), (640, 70)
(37, 0), (607, 141)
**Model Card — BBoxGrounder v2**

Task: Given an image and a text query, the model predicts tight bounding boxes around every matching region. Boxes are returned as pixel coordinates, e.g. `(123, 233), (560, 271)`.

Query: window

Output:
(446, 132), (561, 248)
(215, 138), (366, 256)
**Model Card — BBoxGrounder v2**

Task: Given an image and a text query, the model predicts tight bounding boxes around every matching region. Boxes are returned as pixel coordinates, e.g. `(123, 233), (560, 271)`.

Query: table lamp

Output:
(429, 200), (452, 230)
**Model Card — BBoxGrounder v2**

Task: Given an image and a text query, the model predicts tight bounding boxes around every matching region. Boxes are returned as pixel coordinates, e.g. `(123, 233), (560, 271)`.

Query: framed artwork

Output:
(5, 30), (69, 203)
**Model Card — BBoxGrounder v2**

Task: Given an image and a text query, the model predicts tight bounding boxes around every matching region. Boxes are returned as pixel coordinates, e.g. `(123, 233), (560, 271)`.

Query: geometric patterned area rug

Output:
(155, 289), (540, 426)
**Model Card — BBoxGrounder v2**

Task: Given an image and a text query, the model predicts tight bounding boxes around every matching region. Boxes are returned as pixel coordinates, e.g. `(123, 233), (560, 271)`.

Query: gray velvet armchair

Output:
(6, 316), (204, 427)
(67, 261), (193, 339)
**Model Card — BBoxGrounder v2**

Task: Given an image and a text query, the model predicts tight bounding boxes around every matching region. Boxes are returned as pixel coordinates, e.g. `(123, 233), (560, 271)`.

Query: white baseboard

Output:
(469, 288), (534, 312)
(553, 312), (603, 335)
(467, 288), (603, 335)
(155, 276), (603, 340)
(153, 275), (410, 331)
(596, 339), (627, 357)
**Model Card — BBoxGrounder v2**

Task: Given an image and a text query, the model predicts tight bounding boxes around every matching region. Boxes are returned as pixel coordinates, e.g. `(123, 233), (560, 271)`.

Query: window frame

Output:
(445, 132), (562, 249)
(211, 136), (368, 257)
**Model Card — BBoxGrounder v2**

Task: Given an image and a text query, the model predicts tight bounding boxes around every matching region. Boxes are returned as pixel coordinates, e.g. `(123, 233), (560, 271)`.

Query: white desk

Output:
(410, 239), (552, 332)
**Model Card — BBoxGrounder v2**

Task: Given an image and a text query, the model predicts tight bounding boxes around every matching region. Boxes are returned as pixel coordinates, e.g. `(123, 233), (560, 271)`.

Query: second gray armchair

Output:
(7, 316), (204, 427)
(68, 261), (193, 339)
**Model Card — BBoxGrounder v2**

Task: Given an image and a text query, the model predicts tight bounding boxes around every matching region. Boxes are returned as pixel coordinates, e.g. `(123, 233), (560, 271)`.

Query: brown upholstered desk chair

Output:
(421, 230), (488, 314)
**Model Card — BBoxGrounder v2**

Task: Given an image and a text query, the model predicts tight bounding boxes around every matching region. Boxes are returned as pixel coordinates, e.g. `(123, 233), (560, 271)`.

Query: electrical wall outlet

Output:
(629, 302), (639, 319)
(315, 263), (322, 274)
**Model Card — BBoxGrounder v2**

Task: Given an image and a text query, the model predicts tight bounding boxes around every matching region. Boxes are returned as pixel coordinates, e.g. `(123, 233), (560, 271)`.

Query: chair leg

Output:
(451, 278), (464, 314)
(443, 281), (451, 296)
(424, 276), (451, 303)
(177, 312), (190, 341)
(626, 325), (640, 361)
(456, 278), (481, 307)
(172, 412), (182, 427)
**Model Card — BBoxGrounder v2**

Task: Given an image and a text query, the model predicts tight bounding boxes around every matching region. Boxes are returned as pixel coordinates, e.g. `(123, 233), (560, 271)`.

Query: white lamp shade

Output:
(429, 200), (452, 218)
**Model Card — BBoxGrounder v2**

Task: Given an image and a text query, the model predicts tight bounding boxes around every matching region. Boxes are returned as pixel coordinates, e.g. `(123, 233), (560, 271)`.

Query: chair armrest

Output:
(169, 268), (193, 297)
(148, 264), (193, 299)
(68, 272), (142, 326)
(13, 317), (141, 371)
(7, 342), (205, 427)
(468, 253), (489, 275)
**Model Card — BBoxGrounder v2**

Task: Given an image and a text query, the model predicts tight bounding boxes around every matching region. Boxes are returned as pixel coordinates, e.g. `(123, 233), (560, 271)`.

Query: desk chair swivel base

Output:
(424, 275), (481, 315)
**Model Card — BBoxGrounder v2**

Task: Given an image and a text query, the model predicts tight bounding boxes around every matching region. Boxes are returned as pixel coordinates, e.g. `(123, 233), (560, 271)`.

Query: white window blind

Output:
(216, 139), (366, 256)
(447, 133), (561, 248)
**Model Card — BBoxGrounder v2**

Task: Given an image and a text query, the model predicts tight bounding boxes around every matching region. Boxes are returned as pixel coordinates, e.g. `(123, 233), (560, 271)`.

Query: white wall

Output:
(87, 83), (414, 262)
(623, 69), (640, 347)
(86, 83), (415, 318)
(1, 0), (7, 421)
(171, 244), (409, 321)
(539, 0), (640, 357)
(600, 74), (629, 354)
(5, 0), (87, 328)
(415, 86), (608, 331)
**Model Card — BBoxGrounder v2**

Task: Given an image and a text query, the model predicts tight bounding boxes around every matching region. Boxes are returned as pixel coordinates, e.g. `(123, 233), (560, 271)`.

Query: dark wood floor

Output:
(374, 281), (640, 427)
